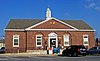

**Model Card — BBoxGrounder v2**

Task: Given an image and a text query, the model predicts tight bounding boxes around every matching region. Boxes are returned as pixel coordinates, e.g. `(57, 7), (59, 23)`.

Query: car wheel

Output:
(90, 53), (93, 55)
(73, 52), (78, 57)
(99, 51), (100, 54)
(83, 54), (86, 56)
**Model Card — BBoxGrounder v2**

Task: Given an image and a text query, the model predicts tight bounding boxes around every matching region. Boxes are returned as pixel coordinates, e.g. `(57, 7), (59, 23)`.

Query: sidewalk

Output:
(0, 53), (58, 57)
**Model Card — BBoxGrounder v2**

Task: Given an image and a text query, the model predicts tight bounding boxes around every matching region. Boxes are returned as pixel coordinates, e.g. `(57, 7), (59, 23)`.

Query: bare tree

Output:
(96, 38), (99, 46)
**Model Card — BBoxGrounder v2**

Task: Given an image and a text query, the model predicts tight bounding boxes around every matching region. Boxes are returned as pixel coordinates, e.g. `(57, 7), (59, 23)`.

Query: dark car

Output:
(62, 45), (87, 56)
(87, 46), (100, 55)
(0, 47), (5, 53)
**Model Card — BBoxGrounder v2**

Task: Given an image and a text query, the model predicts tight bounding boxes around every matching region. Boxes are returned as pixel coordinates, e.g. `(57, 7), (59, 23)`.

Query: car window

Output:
(68, 46), (71, 49)
(94, 47), (97, 49)
(90, 47), (95, 50)
(99, 47), (100, 49)
(80, 46), (85, 48)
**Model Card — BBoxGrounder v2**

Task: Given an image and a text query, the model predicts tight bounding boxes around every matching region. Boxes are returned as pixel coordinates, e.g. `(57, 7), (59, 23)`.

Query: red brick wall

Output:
(31, 19), (73, 29)
(69, 31), (95, 48)
(5, 31), (27, 53)
(5, 31), (95, 53)
(26, 31), (95, 49)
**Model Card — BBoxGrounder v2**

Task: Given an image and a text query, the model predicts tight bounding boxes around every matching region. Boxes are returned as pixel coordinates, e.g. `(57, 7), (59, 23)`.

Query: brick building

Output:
(5, 8), (95, 53)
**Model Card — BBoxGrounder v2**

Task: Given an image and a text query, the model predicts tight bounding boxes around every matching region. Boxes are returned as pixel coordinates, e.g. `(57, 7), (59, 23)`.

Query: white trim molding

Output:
(83, 35), (89, 46)
(36, 35), (42, 47)
(13, 35), (19, 47)
(63, 34), (70, 46)
(26, 29), (78, 31)
(5, 29), (25, 31)
(25, 17), (78, 30)
(4, 29), (95, 32)
(48, 32), (58, 48)
(78, 29), (96, 32)
(25, 29), (95, 32)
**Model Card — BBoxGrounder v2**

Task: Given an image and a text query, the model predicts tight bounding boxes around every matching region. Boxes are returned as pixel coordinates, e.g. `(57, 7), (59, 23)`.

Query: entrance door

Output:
(50, 38), (56, 48)
(48, 33), (58, 48)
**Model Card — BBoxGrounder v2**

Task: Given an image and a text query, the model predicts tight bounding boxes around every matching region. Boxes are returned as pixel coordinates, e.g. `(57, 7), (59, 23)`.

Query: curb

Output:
(0, 53), (58, 57)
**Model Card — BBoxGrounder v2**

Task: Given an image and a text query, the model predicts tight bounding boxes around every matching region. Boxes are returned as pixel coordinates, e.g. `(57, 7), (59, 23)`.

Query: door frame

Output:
(48, 33), (58, 48)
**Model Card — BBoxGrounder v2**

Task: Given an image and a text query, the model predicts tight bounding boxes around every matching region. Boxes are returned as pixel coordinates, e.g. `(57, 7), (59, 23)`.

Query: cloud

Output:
(88, 2), (96, 8)
(86, 0), (94, 2)
(95, 7), (100, 11)
(84, 0), (100, 11)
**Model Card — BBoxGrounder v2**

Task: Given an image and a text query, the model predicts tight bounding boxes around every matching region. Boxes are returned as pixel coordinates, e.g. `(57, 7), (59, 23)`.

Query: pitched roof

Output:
(5, 19), (93, 30)
(62, 20), (93, 30)
(6, 19), (43, 29)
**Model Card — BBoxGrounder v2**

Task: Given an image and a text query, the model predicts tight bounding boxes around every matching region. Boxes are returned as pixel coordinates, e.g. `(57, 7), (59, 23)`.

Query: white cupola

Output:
(46, 8), (52, 19)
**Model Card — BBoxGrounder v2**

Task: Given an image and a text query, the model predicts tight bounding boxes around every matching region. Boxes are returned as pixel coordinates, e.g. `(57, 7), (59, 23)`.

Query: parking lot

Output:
(0, 54), (100, 61)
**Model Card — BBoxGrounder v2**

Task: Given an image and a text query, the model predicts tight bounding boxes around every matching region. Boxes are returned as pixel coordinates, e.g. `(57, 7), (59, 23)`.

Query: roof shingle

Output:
(5, 19), (93, 30)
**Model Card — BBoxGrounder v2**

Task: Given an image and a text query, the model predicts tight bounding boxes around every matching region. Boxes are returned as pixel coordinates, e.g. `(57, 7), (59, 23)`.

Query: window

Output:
(83, 35), (89, 45)
(13, 35), (19, 47)
(64, 35), (69, 46)
(36, 35), (42, 47)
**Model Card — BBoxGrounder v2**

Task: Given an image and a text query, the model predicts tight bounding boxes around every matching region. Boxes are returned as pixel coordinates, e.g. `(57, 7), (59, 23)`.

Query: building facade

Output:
(0, 39), (5, 49)
(5, 8), (95, 53)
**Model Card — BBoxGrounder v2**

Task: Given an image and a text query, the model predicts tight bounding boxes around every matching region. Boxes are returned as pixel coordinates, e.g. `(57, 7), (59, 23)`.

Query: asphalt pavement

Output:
(0, 54), (100, 61)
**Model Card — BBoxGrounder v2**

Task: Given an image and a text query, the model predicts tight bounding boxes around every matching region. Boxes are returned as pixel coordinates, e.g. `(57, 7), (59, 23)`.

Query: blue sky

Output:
(0, 0), (100, 38)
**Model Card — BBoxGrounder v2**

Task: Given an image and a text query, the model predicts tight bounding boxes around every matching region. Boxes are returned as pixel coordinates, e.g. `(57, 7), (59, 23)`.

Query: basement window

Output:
(13, 35), (19, 47)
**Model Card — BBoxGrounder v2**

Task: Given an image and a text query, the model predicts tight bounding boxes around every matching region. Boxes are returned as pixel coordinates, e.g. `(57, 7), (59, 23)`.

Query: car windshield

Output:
(80, 46), (85, 48)
(90, 47), (97, 50)
(68, 45), (86, 49)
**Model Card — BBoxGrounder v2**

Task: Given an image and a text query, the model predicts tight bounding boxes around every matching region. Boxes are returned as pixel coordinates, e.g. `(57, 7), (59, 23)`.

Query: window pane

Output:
(36, 36), (42, 46)
(64, 35), (69, 46)
(37, 37), (41, 38)
(64, 35), (69, 41)
(84, 36), (88, 38)
(13, 35), (19, 47)
(37, 42), (41, 45)
(37, 39), (41, 42)
(14, 43), (18, 45)
(14, 39), (18, 45)
(65, 41), (69, 45)
(83, 35), (89, 45)
(14, 39), (18, 42)
(84, 41), (88, 44)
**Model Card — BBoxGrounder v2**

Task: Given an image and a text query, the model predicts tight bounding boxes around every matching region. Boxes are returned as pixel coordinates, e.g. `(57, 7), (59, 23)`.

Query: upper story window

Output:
(36, 35), (42, 47)
(13, 35), (19, 47)
(83, 35), (89, 46)
(64, 34), (69, 46)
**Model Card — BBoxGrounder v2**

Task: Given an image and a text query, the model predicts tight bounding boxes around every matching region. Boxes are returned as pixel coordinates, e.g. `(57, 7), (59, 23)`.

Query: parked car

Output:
(0, 47), (5, 53)
(87, 46), (100, 55)
(62, 45), (87, 56)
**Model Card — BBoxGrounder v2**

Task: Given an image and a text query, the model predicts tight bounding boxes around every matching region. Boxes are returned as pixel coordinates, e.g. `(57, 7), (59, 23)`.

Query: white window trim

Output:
(83, 35), (89, 46)
(13, 35), (19, 47)
(63, 35), (70, 46)
(36, 35), (42, 47)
